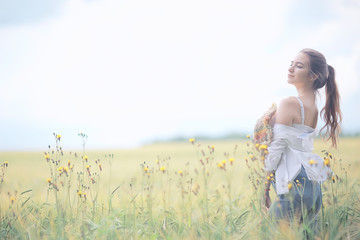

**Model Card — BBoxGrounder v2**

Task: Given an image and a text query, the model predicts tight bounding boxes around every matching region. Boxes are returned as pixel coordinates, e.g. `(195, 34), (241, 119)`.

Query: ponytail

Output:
(320, 65), (342, 148)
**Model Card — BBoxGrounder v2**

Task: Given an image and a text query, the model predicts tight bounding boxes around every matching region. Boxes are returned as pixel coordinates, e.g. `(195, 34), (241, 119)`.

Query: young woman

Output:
(263, 49), (342, 225)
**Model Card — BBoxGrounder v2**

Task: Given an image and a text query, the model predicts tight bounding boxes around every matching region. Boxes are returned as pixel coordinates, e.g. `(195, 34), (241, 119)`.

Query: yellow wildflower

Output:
(309, 159), (315, 166)
(56, 134), (61, 140)
(178, 170), (183, 176)
(246, 135), (250, 139)
(77, 190), (82, 197)
(270, 173), (274, 177)
(332, 176), (335, 183)
(57, 167), (62, 172)
(217, 163), (223, 168)
(260, 144), (268, 150)
(45, 154), (50, 160)
(288, 183), (293, 190)
(47, 178), (52, 183)
(83, 156), (88, 161)
(324, 158), (330, 166)
(4, 161), (8, 167)
(260, 156), (265, 161)
(189, 138), (195, 144)
(267, 176), (271, 180)
(144, 167), (149, 172)
(86, 165), (90, 169)
(222, 159), (226, 165)
(10, 196), (16, 204)
(255, 144), (259, 148)
(249, 155), (254, 160)
(160, 166), (165, 173)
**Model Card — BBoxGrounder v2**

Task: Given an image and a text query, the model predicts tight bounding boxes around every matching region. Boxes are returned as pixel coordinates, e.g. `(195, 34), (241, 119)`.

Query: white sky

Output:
(1, 0), (360, 150)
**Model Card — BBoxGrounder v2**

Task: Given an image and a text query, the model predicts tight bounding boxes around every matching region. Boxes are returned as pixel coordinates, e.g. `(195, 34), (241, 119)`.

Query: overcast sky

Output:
(1, 0), (359, 150)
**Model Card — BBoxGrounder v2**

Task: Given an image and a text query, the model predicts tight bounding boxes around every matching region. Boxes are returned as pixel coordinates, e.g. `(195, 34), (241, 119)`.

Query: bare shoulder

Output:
(278, 96), (299, 109)
(276, 97), (298, 125)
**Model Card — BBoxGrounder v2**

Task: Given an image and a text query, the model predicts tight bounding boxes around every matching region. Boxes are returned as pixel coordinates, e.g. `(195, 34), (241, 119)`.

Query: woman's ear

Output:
(310, 73), (319, 82)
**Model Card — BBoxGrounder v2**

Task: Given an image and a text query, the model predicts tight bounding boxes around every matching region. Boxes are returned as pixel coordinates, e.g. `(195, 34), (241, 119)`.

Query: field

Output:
(1, 137), (360, 239)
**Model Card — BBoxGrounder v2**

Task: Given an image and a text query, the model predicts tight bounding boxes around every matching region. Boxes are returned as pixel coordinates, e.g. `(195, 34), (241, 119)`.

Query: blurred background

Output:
(0, 0), (359, 150)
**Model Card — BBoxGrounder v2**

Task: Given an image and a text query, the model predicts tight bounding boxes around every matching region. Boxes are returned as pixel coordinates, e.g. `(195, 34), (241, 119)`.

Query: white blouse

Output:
(264, 98), (332, 194)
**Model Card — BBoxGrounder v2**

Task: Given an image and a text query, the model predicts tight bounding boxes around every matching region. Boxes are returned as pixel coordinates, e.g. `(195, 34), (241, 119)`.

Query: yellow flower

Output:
(217, 163), (223, 168)
(246, 135), (250, 139)
(222, 159), (226, 165)
(211, 145), (215, 150)
(77, 190), (82, 197)
(160, 166), (165, 173)
(324, 158), (330, 166)
(63, 167), (69, 173)
(260, 156), (265, 161)
(57, 167), (62, 172)
(309, 159), (317, 166)
(189, 138), (195, 143)
(264, 150), (269, 154)
(260, 144), (268, 150)
(56, 134), (61, 139)
(229, 158), (234, 164)
(332, 176), (335, 183)
(249, 155), (254, 160)
(83, 156), (88, 161)
(178, 170), (183, 175)
(288, 183), (293, 190)
(47, 178), (52, 183)
(144, 167), (149, 172)
(44, 154), (50, 160)
(10, 196), (16, 204)
(267, 176), (270, 180)
(255, 144), (259, 148)
(270, 173), (274, 177)
(4, 161), (8, 167)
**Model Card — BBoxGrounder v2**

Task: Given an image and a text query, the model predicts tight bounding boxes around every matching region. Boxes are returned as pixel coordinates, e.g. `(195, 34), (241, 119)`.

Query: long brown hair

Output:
(301, 48), (342, 148)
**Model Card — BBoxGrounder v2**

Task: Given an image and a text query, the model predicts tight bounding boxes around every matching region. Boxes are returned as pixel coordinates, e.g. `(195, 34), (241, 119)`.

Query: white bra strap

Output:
(295, 97), (305, 125)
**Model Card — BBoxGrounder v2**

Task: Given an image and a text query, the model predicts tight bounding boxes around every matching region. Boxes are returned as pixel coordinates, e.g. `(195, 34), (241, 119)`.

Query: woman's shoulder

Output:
(275, 97), (299, 126)
(278, 96), (299, 109)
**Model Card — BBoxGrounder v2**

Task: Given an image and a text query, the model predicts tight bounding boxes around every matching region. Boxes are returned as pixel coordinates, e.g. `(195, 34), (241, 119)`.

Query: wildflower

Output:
(56, 134), (61, 140)
(45, 154), (50, 161)
(178, 170), (183, 176)
(91, 177), (96, 184)
(189, 138), (195, 144)
(260, 156), (265, 161)
(77, 190), (82, 197)
(86, 165), (90, 169)
(249, 155), (254, 160)
(160, 166), (165, 173)
(309, 159), (317, 166)
(211, 145), (215, 150)
(255, 144), (259, 148)
(144, 167), (149, 173)
(155, 159), (159, 164)
(83, 192), (87, 200)
(222, 159), (226, 165)
(98, 164), (102, 171)
(288, 183), (293, 190)
(324, 158), (330, 166)
(217, 163), (223, 168)
(264, 150), (269, 154)
(246, 134), (250, 139)
(68, 160), (71, 167)
(47, 178), (52, 183)
(63, 167), (68, 173)
(270, 173), (274, 177)
(83, 156), (88, 161)
(332, 176), (335, 183)
(267, 176), (271, 180)
(3, 161), (8, 167)
(260, 144), (268, 150)
(57, 167), (62, 172)
(229, 158), (234, 165)
(10, 196), (16, 204)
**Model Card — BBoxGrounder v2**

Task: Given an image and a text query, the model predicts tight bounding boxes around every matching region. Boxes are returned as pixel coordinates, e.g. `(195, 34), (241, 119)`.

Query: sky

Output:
(0, 0), (360, 150)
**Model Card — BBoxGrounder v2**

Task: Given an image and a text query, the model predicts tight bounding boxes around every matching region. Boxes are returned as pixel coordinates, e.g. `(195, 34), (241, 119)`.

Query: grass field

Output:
(1, 137), (360, 239)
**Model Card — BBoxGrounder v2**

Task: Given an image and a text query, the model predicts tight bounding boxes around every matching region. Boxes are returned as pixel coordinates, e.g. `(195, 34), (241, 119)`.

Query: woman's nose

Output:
(288, 66), (294, 72)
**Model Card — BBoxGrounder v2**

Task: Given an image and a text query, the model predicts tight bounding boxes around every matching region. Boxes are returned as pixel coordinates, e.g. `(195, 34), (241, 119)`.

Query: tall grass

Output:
(0, 136), (359, 239)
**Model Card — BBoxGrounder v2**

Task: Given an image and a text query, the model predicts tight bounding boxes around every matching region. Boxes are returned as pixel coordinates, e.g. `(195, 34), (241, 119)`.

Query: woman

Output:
(263, 49), (342, 226)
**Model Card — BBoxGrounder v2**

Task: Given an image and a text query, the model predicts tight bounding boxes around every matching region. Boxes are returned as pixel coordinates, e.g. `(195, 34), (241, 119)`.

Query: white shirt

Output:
(264, 123), (332, 194)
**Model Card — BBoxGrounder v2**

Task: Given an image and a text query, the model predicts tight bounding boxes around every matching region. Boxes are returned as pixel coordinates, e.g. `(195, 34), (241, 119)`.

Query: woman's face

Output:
(287, 52), (314, 87)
